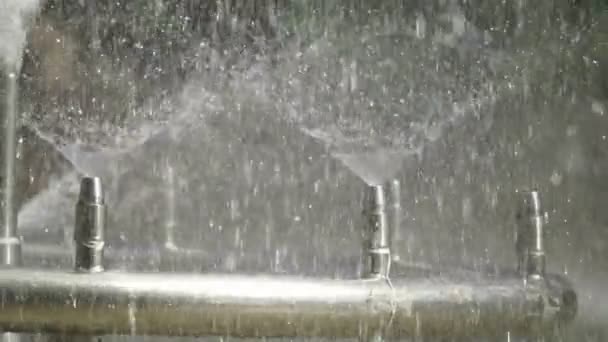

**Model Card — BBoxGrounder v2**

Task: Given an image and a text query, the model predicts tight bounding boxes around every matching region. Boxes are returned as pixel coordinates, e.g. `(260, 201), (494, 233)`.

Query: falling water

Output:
(0, 4), (41, 342)
(0, 0), (40, 68)
(13, 1), (515, 269)
(19, 1), (509, 184)
(1, 0), (607, 340)
(1, 0), (41, 226)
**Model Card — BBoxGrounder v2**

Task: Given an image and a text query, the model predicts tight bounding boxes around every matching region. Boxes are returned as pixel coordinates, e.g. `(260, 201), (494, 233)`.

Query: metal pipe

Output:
(0, 64), (21, 266)
(74, 177), (106, 273)
(0, 268), (575, 338)
(362, 184), (390, 278)
(516, 190), (546, 280)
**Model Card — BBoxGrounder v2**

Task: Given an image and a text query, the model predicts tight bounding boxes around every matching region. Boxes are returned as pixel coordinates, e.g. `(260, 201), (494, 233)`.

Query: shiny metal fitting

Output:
(516, 190), (546, 280)
(363, 184), (390, 278)
(74, 176), (106, 273)
(0, 269), (577, 338)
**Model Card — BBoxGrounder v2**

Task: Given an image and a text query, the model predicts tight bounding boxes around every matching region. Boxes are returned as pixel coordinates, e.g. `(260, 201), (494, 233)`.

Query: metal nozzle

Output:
(516, 190), (545, 280)
(79, 177), (104, 204)
(363, 184), (390, 278)
(74, 176), (106, 273)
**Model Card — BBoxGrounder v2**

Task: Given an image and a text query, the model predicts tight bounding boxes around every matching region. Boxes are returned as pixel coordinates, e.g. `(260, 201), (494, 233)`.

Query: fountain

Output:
(3, 0), (607, 340)
(0, 174), (579, 338)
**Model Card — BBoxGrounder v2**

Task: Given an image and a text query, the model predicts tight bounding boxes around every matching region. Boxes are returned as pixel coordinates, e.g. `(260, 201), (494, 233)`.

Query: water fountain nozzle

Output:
(516, 189), (546, 280)
(74, 176), (106, 273)
(363, 183), (391, 278)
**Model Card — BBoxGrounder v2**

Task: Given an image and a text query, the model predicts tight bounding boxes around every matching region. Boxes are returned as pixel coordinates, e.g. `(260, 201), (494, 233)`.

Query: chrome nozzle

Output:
(363, 184), (390, 278)
(516, 190), (546, 280)
(78, 176), (105, 204)
(74, 176), (106, 273)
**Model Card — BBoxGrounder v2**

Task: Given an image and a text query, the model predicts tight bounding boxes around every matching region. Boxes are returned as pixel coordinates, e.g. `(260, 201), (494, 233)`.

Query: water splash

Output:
(17, 171), (78, 238)
(6, 3), (605, 340)
(13, 2), (526, 246)
(28, 80), (225, 176)
(0, 0), (40, 68)
(20, 1), (508, 186)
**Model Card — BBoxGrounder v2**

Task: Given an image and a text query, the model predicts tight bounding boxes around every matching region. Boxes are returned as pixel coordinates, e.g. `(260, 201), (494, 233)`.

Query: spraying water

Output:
(11, 2), (516, 245)
(0, 0), (40, 68)
(1, 0), (41, 247)
(11, 1), (547, 257)
(4, 1), (608, 339)
(21, 2), (508, 184)
(0, 6), (41, 342)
